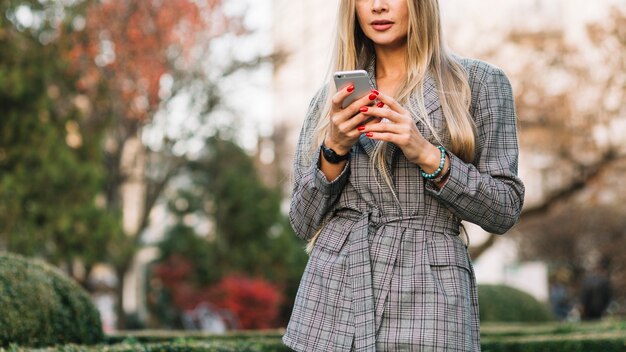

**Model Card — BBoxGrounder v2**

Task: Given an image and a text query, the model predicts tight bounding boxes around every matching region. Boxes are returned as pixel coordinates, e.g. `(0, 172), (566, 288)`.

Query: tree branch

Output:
(134, 153), (185, 245)
(521, 149), (618, 220)
(470, 149), (620, 260)
(470, 234), (497, 260)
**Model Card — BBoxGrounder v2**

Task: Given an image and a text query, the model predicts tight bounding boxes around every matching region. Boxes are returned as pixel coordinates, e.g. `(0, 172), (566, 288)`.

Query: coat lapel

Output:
(421, 71), (442, 117)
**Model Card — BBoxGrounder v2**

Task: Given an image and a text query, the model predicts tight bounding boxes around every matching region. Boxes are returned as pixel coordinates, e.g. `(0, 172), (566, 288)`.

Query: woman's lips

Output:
(371, 20), (393, 31)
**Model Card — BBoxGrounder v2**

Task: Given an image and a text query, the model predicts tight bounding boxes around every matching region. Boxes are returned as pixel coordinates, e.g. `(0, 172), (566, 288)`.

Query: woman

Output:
(283, 0), (525, 351)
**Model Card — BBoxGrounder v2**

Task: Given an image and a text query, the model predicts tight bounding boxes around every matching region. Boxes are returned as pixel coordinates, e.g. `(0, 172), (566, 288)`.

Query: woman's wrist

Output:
(432, 157), (451, 184)
(416, 143), (444, 174)
(323, 136), (351, 156)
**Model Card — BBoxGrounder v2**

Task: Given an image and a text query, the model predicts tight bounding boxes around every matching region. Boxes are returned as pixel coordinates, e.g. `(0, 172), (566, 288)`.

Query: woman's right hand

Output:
(324, 85), (382, 154)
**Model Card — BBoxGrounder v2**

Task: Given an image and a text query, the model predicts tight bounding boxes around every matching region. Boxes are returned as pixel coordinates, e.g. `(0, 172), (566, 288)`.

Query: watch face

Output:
(321, 144), (349, 163)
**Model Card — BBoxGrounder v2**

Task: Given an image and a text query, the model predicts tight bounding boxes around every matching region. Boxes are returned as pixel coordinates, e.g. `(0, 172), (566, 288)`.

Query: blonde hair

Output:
(305, 0), (475, 252)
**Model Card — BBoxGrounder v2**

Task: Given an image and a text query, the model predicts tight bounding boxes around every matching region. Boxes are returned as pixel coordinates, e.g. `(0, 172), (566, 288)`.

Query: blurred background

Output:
(1, 0), (625, 333)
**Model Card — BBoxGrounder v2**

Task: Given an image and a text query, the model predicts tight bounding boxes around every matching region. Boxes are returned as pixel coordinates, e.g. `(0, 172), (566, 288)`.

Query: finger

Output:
(333, 121), (362, 142)
(373, 91), (407, 115)
(338, 111), (371, 133)
(331, 84), (356, 112)
(329, 100), (374, 129)
(344, 89), (379, 112)
(361, 120), (408, 135)
(360, 105), (405, 123)
(364, 131), (406, 145)
(360, 116), (383, 127)
(331, 91), (376, 126)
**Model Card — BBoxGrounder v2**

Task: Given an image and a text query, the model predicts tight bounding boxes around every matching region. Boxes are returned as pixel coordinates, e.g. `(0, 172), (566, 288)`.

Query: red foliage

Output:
(66, 0), (241, 121)
(152, 257), (283, 329)
(208, 275), (283, 329)
(152, 255), (198, 309)
(152, 254), (193, 285)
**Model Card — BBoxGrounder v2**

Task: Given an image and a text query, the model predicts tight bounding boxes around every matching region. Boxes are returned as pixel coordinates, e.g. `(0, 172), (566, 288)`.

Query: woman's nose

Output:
(371, 0), (388, 14)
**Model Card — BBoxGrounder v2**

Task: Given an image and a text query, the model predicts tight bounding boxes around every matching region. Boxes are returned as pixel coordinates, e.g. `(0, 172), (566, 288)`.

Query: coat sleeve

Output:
(425, 64), (525, 234)
(289, 87), (351, 241)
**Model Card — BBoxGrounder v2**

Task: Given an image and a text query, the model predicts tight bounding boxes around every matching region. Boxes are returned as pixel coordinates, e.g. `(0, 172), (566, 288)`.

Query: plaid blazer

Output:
(283, 57), (525, 352)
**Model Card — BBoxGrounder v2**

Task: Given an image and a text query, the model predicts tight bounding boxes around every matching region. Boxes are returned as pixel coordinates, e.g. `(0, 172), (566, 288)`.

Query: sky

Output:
(221, 0), (273, 152)
(140, 0), (274, 157)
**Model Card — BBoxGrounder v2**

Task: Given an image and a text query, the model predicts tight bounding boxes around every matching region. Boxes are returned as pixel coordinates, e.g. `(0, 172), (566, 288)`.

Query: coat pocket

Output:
(424, 232), (478, 352)
(426, 231), (472, 274)
(313, 216), (354, 254)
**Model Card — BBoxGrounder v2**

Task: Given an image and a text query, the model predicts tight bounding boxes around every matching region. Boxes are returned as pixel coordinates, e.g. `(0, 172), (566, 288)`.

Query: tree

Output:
(516, 160), (626, 315)
(67, 0), (278, 328)
(460, 4), (626, 311)
(148, 136), (308, 328)
(1, 0), (275, 328)
(0, 0), (123, 285)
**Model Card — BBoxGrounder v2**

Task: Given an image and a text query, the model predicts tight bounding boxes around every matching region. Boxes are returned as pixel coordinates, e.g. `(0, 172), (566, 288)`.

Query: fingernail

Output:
(377, 101), (384, 108)
(371, 89), (379, 95)
(358, 125), (365, 131)
(366, 132), (374, 137)
(359, 106), (368, 112)
(347, 84), (354, 93)
(368, 93), (377, 100)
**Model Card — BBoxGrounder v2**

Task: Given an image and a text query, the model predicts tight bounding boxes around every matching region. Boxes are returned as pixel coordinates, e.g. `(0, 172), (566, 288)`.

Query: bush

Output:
(480, 320), (626, 349)
(0, 252), (104, 347)
(481, 331), (626, 352)
(209, 276), (283, 329)
(105, 330), (287, 344)
(7, 339), (291, 352)
(5, 322), (626, 352)
(479, 284), (553, 323)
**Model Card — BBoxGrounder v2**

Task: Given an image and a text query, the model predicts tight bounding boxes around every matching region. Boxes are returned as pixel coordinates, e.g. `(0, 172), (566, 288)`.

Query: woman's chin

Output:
(370, 37), (408, 51)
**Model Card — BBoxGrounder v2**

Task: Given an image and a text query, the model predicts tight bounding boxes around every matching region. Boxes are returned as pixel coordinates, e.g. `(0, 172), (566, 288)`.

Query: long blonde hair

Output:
(312, 0), (475, 171)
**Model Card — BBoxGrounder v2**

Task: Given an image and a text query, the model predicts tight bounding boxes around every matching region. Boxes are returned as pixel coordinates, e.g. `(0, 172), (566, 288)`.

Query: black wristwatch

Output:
(320, 143), (350, 164)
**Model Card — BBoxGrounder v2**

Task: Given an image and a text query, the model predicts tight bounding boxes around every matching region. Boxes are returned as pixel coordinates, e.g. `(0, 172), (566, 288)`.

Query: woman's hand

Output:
(324, 87), (382, 154)
(358, 91), (446, 175)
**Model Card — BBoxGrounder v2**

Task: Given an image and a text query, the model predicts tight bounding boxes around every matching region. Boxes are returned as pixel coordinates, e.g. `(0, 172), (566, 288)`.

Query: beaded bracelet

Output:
(420, 145), (446, 180)
(432, 162), (451, 183)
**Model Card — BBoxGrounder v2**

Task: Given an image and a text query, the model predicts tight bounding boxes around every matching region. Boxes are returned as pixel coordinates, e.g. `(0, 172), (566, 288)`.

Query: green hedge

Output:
(481, 331), (626, 352)
(0, 253), (104, 347)
(14, 339), (289, 352)
(2, 323), (626, 352)
(481, 320), (626, 351)
(2, 337), (291, 352)
(105, 330), (286, 344)
(481, 320), (626, 338)
(479, 284), (554, 323)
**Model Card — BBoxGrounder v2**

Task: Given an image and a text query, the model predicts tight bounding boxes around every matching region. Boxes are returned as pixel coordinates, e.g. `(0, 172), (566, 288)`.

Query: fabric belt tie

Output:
(349, 212), (376, 351)
(343, 210), (446, 351)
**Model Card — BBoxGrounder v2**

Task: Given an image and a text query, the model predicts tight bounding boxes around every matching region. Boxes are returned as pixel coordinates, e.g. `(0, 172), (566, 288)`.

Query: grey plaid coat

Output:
(283, 57), (525, 351)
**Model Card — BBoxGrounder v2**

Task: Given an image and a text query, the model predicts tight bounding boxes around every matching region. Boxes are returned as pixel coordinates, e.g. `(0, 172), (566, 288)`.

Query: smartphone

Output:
(333, 70), (374, 109)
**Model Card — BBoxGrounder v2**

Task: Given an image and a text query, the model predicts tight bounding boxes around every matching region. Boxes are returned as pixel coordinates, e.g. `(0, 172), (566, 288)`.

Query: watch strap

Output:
(321, 143), (350, 164)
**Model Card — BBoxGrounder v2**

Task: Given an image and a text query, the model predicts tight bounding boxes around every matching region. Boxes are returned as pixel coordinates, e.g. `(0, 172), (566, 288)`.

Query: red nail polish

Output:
(366, 132), (374, 137)
(377, 101), (384, 108)
(359, 106), (368, 112)
(371, 89), (379, 95)
(347, 84), (354, 93)
(358, 125), (365, 131)
(368, 93), (377, 100)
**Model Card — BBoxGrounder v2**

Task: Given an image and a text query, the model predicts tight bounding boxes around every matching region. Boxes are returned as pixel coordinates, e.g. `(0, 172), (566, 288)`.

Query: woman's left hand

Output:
(358, 91), (439, 168)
